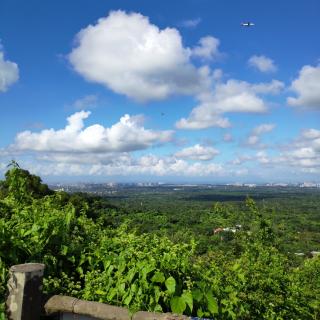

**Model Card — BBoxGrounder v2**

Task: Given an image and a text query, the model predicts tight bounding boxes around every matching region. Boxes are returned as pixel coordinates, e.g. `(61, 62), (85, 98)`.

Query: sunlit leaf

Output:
(170, 296), (186, 314)
(165, 276), (176, 294)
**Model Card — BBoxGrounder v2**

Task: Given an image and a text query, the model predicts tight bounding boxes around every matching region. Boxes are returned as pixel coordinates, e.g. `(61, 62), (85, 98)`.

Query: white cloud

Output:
(251, 80), (284, 95)
(176, 112), (231, 130)
(192, 36), (220, 61)
(132, 155), (224, 176)
(176, 79), (283, 130)
(180, 18), (201, 28)
(255, 151), (271, 164)
(9, 154), (228, 178)
(0, 51), (19, 92)
(227, 128), (320, 177)
(248, 55), (277, 73)
(72, 94), (98, 110)
(231, 151), (272, 166)
(174, 144), (219, 161)
(69, 10), (210, 102)
(247, 135), (259, 145)
(231, 155), (252, 165)
(11, 111), (174, 153)
(287, 64), (320, 109)
(37, 152), (132, 166)
(301, 128), (320, 140)
(246, 123), (276, 146)
(212, 69), (223, 80)
(50, 155), (238, 177)
(251, 128), (320, 172)
(68, 10), (285, 132)
(252, 123), (276, 135)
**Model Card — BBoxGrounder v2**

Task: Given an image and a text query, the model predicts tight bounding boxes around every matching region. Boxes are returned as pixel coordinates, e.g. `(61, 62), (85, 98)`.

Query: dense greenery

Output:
(98, 185), (320, 255)
(0, 164), (319, 319)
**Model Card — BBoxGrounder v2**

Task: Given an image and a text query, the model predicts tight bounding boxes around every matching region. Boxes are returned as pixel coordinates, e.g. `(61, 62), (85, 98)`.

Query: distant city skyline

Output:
(0, 0), (319, 183)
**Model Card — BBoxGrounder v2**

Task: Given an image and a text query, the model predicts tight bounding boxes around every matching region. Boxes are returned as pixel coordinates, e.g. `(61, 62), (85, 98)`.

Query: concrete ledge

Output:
(74, 299), (130, 320)
(44, 296), (188, 320)
(44, 295), (79, 314)
(133, 311), (188, 320)
(44, 295), (130, 320)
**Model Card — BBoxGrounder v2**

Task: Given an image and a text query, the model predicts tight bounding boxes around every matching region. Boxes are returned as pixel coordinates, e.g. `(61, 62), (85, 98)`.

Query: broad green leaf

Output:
(131, 283), (137, 293)
(181, 292), (193, 312)
(127, 268), (136, 283)
(151, 272), (165, 283)
(192, 289), (203, 302)
(108, 288), (117, 301)
(123, 294), (132, 305)
(141, 265), (155, 279)
(103, 260), (111, 270)
(206, 292), (219, 315)
(118, 282), (126, 294)
(170, 296), (186, 314)
(165, 276), (176, 294)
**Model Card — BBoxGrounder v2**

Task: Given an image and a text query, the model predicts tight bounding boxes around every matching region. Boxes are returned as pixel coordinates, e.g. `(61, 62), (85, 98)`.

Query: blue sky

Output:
(0, 0), (319, 183)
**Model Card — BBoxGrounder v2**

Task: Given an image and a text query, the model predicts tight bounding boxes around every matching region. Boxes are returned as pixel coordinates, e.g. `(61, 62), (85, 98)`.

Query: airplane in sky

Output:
(241, 22), (255, 27)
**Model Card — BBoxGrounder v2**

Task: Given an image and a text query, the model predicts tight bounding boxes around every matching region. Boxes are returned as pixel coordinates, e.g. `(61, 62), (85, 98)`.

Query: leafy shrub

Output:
(0, 165), (319, 319)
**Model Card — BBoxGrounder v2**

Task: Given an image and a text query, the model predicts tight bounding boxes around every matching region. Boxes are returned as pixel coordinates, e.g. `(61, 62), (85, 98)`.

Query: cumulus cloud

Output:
(37, 152), (132, 166)
(191, 36), (221, 61)
(246, 123), (276, 146)
(68, 10), (285, 131)
(130, 155), (224, 176)
(287, 64), (320, 109)
(176, 80), (284, 130)
(301, 128), (320, 140)
(174, 144), (219, 161)
(11, 111), (174, 153)
(17, 154), (234, 178)
(293, 128), (320, 154)
(248, 55), (277, 73)
(247, 128), (320, 172)
(230, 127), (320, 177)
(251, 80), (284, 95)
(176, 112), (230, 130)
(276, 137), (320, 170)
(69, 10), (210, 102)
(0, 51), (19, 92)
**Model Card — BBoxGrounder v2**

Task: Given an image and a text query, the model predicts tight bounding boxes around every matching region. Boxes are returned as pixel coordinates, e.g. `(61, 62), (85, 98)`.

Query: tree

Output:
(0, 162), (53, 202)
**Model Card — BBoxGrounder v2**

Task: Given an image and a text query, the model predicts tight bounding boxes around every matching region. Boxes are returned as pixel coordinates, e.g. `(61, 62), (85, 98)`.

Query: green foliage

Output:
(0, 165), (319, 319)
(0, 162), (52, 202)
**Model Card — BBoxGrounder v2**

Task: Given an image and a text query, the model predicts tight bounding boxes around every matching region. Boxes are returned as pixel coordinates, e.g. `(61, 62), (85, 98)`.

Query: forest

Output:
(0, 164), (319, 319)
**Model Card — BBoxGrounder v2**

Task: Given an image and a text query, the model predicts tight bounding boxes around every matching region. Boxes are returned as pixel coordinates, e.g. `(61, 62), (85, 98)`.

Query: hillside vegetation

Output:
(0, 163), (319, 319)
